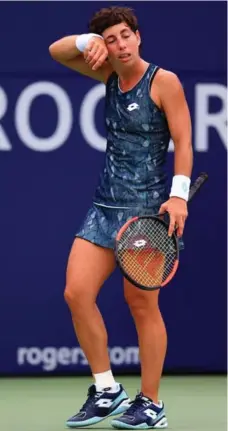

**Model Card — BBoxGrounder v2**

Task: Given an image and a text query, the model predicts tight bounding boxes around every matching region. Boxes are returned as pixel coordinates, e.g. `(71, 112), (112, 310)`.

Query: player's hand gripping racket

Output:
(115, 172), (208, 291)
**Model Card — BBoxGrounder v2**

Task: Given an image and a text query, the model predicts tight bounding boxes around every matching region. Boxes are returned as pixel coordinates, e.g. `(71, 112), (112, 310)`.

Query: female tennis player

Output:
(49, 6), (193, 429)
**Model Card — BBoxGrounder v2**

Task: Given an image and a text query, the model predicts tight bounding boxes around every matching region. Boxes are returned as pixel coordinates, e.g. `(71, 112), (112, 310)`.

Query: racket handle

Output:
(188, 172), (208, 203)
(154, 172), (208, 218)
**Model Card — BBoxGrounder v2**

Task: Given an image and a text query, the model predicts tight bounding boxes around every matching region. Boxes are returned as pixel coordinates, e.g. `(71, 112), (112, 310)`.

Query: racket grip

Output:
(188, 172), (208, 203)
(151, 172), (208, 217)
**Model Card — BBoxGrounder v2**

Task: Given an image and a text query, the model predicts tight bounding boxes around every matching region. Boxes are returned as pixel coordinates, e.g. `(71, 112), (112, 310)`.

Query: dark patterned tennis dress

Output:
(76, 63), (177, 249)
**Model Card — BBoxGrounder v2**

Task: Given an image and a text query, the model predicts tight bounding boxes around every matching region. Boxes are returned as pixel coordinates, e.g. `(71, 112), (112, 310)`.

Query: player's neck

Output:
(117, 59), (149, 92)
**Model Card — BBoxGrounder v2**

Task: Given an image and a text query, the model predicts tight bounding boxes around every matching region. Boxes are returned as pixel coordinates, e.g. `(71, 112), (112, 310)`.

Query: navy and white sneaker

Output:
(111, 392), (168, 429)
(66, 383), (131, 428)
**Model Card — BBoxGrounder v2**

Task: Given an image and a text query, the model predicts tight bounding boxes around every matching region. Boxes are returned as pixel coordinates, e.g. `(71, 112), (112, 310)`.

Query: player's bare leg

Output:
(124, 278), (167, 403)
(64, 238), (116, 372)
(111, 278), (168, 430)
(64, 238), (131, 428)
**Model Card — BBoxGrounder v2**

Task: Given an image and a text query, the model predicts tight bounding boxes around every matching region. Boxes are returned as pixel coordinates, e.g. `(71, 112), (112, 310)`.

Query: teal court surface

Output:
(0, 375), (226, 431)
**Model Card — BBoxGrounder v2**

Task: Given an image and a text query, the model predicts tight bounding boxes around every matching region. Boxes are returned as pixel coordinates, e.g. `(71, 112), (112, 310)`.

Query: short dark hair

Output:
(88, 6), (139, 35)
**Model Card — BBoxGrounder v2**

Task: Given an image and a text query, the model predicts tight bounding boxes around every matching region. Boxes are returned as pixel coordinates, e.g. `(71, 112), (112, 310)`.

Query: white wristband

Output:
(75, 33), (103, 52)
(170, 175), (191, 201)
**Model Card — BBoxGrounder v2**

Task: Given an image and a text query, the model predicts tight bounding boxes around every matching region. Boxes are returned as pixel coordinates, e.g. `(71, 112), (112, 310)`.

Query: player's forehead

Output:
(102, 22), (132, 39)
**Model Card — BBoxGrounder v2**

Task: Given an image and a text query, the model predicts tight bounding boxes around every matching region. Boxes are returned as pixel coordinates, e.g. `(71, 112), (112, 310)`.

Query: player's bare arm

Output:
(49, 35), (113, 83)
(154, 69), (193, 237)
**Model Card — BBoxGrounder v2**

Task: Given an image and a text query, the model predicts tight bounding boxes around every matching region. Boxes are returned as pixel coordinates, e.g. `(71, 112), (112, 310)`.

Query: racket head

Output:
(115, 215), (179, 291)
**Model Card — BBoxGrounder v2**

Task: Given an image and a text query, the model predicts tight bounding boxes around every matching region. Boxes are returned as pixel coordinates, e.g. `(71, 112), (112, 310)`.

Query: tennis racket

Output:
(115, 172), (208, 291)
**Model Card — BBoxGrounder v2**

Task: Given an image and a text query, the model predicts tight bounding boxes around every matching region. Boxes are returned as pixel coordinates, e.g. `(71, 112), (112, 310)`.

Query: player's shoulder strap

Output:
(148, 63), (160, 88)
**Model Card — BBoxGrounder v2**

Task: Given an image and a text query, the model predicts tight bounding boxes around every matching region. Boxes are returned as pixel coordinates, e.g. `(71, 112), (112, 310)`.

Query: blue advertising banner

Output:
(0, 2), (226, 374)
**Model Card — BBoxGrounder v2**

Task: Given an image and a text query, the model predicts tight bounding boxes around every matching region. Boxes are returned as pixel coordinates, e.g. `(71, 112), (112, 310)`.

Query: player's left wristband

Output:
(169, 175), (191, 201)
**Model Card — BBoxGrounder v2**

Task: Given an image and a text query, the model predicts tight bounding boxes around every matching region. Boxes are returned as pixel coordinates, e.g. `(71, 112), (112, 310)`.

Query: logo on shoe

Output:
(95, 399), (113, 408)
(144, 408), (158, 419)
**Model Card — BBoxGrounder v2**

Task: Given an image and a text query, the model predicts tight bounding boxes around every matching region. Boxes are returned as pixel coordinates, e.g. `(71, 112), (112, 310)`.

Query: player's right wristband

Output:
(75, 33), (103, 52)
(169, 175), (191, 201)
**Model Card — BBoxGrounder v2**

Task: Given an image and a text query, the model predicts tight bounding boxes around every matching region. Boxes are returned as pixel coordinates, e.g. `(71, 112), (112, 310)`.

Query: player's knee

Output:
(64, 286), (74, 307)
(64, 285), (75, 308)
(64, 283), (90, 311)
(125, 290), (159, 318)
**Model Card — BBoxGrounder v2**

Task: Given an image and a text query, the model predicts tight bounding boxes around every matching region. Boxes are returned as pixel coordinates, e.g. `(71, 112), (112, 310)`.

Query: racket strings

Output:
(117, 218), (177, 287)
(122, 248), (165, 286)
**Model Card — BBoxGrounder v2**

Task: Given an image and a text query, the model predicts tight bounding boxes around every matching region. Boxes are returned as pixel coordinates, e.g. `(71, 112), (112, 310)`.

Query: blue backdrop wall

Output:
(0, 1), (227, 375)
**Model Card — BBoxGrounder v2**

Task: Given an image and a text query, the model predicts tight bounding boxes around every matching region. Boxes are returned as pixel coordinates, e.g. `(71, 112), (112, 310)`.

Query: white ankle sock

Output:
(153, 400), (163, 408)
(93, 370), (117, 390)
